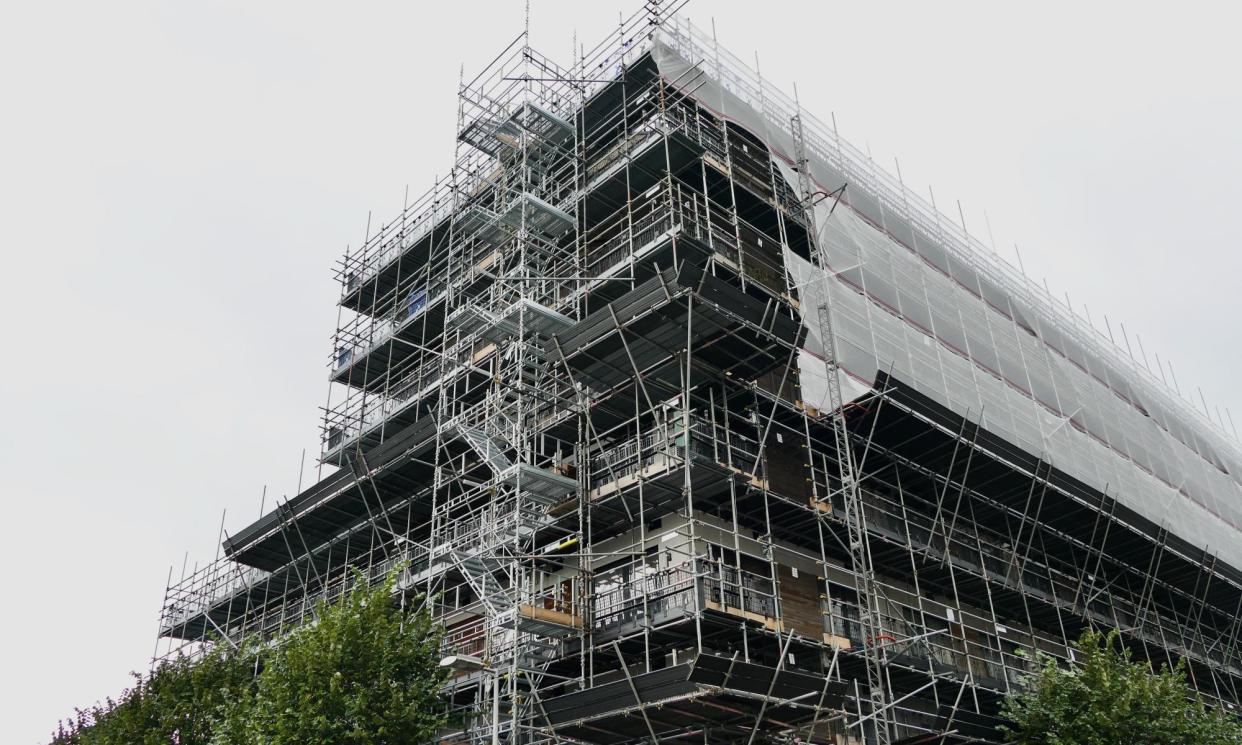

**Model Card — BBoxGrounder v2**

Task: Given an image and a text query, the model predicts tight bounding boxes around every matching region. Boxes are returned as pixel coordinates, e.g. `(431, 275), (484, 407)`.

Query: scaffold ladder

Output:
(791, 111), (892, 745)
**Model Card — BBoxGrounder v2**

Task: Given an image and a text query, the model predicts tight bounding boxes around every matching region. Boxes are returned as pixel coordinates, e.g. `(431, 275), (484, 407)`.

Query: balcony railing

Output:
(322, 351), (489, 458)
(593, 564), (699, 633)
(582, 177), (787, 296)
(332, 279), (449, 376)
(160, 561), (271, 635)
(160, 541), (427, 643)
(589, 413), (758, 497)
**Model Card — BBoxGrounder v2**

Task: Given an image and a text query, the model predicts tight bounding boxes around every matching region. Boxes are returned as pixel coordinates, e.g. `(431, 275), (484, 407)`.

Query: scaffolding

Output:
(156, 4), (1242, 743)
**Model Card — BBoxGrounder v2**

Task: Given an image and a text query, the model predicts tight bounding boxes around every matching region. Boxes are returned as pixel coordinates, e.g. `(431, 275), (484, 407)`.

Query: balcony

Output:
(591, 563), (699, 637)
(159, 560), (271, 639)
(225, 416), (442, 571)
(589, 556), (862, 657)
(322, 350), (492, 464)
(161, 539), (429, 643)
(340, 172), (572, 319)
(340, 195), (458, 315)
(555, 264), (802, 424)
(582, 110), (706, 224)
(331, 279), (450, 389)
(588, 414), (755, 511)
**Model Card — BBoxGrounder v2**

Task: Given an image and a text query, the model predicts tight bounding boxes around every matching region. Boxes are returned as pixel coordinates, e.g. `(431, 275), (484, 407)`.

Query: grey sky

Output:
(2, 1), (1239, 742)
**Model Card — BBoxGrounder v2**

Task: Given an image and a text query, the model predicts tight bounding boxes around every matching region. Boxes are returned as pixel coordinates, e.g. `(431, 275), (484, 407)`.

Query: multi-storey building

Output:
(156, 6), (1242, 743)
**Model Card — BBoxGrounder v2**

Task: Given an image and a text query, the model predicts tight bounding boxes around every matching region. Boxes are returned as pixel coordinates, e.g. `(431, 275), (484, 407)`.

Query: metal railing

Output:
(588, 413), (758, 493)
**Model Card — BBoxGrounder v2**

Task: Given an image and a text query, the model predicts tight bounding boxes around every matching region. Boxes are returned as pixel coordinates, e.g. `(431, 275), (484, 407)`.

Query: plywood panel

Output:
(777, 563), (824, 639)
(766, 441), (812, 502)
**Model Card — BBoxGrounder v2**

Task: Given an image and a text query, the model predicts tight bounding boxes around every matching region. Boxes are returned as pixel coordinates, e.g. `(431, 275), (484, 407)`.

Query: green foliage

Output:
(216, 572), (451, 745)
(52, 571), (449, 745)
(1001, 628), (1242, 744)
(52, 641), (253, 745)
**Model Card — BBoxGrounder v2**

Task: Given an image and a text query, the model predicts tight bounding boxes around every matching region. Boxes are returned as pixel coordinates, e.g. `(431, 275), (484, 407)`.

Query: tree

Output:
(215, 571), (450, 745)
(1001, 628), (1242, 744)
(53, 570), (449, 745)
(52, 641), (252, 745)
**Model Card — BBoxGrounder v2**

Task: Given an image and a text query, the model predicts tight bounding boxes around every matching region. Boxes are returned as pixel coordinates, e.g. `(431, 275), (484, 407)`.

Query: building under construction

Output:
(156, 5), (1242, 743)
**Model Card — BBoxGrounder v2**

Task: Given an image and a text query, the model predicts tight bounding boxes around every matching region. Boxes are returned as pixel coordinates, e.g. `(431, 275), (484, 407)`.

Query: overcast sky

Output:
(3, 1), (1241, 741)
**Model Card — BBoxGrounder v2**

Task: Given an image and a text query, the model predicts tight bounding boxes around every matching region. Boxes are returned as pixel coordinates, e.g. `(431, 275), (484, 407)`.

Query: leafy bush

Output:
(215, 572), (450, 745)
(53, 571), (448, 745)
(1001, 628), (1242, 744)
(51, 641), (252, 745)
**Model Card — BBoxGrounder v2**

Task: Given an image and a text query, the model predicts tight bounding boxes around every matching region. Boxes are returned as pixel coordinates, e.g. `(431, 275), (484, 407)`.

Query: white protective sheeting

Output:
(651, 25), (1242, 572)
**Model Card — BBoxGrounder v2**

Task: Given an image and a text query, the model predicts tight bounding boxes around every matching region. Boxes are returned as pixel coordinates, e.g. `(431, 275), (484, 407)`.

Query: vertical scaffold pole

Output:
(790, 109), (892, 744)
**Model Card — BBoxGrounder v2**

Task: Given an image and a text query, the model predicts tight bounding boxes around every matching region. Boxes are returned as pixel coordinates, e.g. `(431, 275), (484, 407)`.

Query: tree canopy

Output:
(52, 571), (449, 745)
(52, 641), (252, 745)
(1001, 628), (1242, 745)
